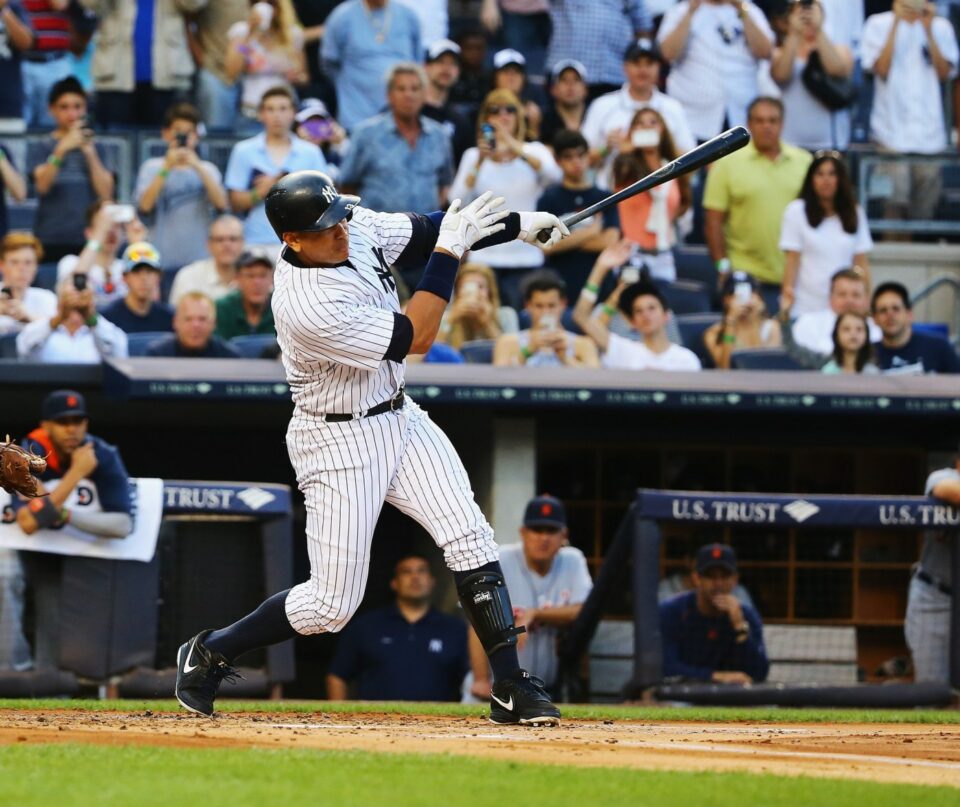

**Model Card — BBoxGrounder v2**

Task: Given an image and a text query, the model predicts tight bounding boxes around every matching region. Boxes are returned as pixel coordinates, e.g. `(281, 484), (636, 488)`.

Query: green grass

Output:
(1, 698), (959, 724)
(0, 744), (957, 807)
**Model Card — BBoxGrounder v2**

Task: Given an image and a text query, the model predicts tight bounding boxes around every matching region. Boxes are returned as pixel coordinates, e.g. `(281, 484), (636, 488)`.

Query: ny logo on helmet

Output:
(322, 185), (337, 204)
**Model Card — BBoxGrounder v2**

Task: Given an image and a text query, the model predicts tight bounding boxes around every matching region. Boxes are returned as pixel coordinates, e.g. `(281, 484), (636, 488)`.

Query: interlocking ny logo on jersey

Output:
(371, 247), (395, 292)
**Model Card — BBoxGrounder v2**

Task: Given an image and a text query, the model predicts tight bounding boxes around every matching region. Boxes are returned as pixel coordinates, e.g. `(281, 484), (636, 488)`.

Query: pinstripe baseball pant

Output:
(904, 575), (951, 684)
(283, 400), (500, 635)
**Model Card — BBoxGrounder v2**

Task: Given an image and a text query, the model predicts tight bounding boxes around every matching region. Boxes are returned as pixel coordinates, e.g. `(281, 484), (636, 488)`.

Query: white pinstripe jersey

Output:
(272, 207), (414, 418)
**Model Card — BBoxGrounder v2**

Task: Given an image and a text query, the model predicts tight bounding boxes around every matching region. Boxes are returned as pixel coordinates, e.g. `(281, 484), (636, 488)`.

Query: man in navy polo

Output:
(660, 543), (769, 684)
(326, 554), (469, 701)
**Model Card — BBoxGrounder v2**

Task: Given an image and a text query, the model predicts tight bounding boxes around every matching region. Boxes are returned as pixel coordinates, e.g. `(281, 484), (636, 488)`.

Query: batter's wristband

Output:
(415, 250), (460, 302)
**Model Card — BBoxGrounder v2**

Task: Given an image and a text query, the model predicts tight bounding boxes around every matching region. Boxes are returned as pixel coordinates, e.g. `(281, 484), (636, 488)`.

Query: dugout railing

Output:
(560, 489), (958, 708)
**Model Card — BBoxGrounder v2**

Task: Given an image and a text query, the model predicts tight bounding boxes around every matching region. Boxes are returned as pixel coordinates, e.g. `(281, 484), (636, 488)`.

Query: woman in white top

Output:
(449, 89), (561, 308)
(780, 151), (872, 317)
(225, 0), (308, 126)
(769, 0), (854, 150)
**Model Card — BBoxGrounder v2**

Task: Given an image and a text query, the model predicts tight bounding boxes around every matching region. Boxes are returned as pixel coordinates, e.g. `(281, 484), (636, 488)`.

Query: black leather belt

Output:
(916, 569), (952, 595)
(323, 390), (405, 423)
(24, 51), (69, 63)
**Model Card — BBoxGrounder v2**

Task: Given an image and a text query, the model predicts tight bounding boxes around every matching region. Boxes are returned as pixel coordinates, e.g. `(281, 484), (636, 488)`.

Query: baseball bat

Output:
(537, 126), (751, 242)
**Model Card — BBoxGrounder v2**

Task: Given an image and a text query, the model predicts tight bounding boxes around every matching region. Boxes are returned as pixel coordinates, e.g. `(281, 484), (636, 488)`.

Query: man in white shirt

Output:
(572, 242), (702, 371)
(0, 233), (56, 335)
(169, 215), (244, 307)
(658, 0), (775, 141)
(17, 272), (128, 363)
(861, 1), (958, 220)
(581, 39), (695, 189)
(786, 268), (881, 357)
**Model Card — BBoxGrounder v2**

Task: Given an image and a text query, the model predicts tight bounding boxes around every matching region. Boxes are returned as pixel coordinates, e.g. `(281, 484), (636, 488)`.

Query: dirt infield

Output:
(1, 709), (959, 787)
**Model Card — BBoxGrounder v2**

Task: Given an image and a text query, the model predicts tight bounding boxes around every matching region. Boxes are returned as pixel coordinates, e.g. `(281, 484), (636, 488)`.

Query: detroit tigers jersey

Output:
(272, 206), (414, 418)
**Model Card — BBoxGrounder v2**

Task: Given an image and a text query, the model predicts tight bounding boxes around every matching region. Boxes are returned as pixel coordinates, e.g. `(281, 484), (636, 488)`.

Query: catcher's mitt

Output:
(0, 435), (47, 498)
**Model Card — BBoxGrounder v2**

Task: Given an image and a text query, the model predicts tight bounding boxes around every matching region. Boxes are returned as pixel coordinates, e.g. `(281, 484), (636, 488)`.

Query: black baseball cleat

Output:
(489, 670), (561, 726)
(175, 630), (242, 717)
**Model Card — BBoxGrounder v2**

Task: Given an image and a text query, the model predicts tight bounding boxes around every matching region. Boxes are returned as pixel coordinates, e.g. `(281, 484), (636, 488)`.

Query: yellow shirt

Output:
(703, 141), (812, 285)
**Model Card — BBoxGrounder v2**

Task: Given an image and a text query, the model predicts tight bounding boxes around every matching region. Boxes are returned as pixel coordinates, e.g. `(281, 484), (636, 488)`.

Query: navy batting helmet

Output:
(264, 171), (360, 241)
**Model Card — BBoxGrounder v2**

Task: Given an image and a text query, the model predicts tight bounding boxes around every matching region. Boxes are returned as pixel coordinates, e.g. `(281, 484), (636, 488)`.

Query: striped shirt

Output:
(272, 206), (413, 418)
(23, 0), (70, 55)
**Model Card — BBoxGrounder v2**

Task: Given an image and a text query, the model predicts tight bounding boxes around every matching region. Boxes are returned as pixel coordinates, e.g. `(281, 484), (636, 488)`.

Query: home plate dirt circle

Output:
(0, 710), (958, 788)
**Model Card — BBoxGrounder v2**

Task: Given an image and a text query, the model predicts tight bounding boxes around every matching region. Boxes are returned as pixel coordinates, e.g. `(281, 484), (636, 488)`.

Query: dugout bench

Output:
(564, 490), (959, 708)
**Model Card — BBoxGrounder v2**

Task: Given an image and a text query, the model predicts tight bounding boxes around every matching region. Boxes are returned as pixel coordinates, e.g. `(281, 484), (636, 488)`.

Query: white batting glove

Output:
(436, 192), (508, 259)
(518, 212), (570, 249)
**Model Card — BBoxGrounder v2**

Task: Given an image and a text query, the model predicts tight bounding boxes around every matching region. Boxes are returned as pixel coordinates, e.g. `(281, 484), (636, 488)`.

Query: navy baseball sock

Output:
(203, 589), (297, 663)
(453, 562), (522, 681)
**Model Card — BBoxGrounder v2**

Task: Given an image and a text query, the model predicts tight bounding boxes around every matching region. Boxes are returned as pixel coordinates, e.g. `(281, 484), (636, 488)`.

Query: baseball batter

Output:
(175, 171), (569, 725)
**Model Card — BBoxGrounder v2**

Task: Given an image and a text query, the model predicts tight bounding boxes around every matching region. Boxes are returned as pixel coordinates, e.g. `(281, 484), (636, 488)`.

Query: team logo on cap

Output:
(541, 503), (552, 515)
(66, 396), (78, 408)
(711, 545), (722, 559)
(322, 185), (337, 204)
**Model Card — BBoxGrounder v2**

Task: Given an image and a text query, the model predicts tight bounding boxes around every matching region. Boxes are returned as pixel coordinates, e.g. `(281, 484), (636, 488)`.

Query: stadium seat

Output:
(0, 332), (17, 359)
(912, 322), (950, 340)
(460, 338), (496, 364)
(730, 347), (805, 371)
(33, 262), (59, 291)
(160, 270), (177, 304)
(8, 199), (37, 231)
(126, 332), (168, 357)
(230, 334), (279, 358)
(674, 246), (717, 291)
(674, 312), (721, 369)
(654, 279), (711, 315)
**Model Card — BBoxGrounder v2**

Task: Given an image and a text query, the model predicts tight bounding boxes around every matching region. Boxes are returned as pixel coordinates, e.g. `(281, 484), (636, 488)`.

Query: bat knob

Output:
(536, 230), (551, 244)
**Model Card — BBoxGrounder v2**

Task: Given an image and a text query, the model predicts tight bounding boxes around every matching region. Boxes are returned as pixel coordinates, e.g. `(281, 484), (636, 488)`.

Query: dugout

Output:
(0, 480), (294, 698)
(560, 490), (959, 707)
(1, 360), (959, 698)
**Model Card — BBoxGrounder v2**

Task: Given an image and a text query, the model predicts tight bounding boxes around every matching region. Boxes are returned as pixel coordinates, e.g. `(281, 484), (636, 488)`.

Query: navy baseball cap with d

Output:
(523, 494), (566, 530)
(696, 543), (737, 574)
(41, 390), (88, 421)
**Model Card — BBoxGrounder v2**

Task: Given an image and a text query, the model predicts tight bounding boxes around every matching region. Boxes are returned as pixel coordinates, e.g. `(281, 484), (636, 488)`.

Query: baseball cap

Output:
(426, 38), (461, 62)
(295, 98), (330, 124)
(696, 543), (737, 574)
(493, 48), (526, 71)
(122, 241), (162, 273)
(550, 59), (587, 83)
(523, 494), (567, 530)
(41, 389), (88, 421)
(624, 37), (662, 63)
(236, 247), (274, 271)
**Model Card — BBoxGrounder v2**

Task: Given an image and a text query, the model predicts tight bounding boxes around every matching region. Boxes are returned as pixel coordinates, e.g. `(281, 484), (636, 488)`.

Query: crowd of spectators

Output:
(0, 0), (955, 374)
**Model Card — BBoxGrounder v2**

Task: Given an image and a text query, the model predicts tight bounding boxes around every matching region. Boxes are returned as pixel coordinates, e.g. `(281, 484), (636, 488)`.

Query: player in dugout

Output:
(659, 543), (769, 684)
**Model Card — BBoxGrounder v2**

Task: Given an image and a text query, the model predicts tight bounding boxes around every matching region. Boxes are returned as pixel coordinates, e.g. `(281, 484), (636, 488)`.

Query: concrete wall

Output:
(871, 243), (960, 333)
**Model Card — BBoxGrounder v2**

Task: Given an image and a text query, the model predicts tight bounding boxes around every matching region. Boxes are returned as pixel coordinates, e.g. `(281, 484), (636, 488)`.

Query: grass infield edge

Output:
(0, 698), (958, 724)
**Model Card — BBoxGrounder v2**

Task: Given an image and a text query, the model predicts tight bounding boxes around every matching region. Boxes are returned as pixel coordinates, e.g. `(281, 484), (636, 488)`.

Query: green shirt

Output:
(703, 141), (812, 285)
(214, 290), (276, 341)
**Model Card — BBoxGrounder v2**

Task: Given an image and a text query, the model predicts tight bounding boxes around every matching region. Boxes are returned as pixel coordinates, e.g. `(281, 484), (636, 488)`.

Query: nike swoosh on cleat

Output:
(182, 638), (200, 674)
(491, 693), (514, 711)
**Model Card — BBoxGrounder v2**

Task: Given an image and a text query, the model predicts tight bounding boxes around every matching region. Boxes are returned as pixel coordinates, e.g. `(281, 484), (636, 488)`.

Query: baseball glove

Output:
(0, 435), (47, 498)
